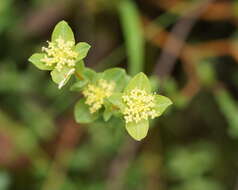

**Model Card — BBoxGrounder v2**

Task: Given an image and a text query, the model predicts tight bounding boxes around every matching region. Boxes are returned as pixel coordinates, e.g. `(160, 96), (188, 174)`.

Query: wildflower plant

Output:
(29, 21), (172, 141)
(29, 21), (91, 89)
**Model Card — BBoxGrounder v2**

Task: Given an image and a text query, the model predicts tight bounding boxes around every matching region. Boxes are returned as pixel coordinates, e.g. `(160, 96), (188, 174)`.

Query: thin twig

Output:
(154, 0), (216, 79)
(106, 137), (140, 190)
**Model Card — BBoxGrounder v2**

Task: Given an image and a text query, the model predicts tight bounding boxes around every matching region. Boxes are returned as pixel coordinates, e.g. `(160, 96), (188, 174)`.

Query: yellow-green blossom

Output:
(41, 37), (78, 71)
(82, 79), (115, 113)
(122, 88), (158, 123)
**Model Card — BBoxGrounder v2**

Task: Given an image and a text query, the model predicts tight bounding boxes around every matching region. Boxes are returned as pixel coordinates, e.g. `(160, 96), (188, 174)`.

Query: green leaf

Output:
(75, 60), (85, 72)
(51, 20), (75, 43)
(28, 53), (53, 70)
(50, 67), (75, 89)
(102, 68), (126, 81)
(82, 68), (98, 81)
(70, 80), (88, 91)
(103, 98), (123, 120)
(75, 42), (91, 61)
(107, 93), (125, 111)
(124, 72), (151, 93)
(102, 68), (128, 91)
(103, 106), (113, 122)
(154, 95), (172, 116)
(125, 119), (149, 141)
(74, 99), (98, 124)
(75, 60), (85, 79)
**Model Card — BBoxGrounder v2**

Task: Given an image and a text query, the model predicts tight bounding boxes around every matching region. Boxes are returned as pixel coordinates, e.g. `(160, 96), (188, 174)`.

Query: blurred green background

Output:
(1, 0), (238, 189)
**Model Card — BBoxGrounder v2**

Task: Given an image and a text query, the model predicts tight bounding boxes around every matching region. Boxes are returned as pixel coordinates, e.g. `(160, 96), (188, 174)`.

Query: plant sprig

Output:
(29, 20), (172, 141)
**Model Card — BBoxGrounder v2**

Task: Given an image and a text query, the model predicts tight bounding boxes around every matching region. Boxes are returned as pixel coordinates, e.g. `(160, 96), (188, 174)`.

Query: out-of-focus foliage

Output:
(0, 0), (15, 34)
(1, 0), (238, 189)
(119, 0), (144, 75)
(0, 172), (10, 190)
(166, 143), (224, 190)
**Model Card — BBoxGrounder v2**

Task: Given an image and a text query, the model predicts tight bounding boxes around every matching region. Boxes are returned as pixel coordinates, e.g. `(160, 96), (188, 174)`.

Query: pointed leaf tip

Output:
(75, 42), (91, 61)
(125, 72), (151, 93)
(29, 53), (53, 70)
(51, 20), (75, 43)
(155, 95), (173, 116)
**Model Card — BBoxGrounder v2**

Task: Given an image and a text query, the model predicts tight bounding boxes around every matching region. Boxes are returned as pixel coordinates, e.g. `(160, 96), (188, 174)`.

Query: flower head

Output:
(82, 79), (115, 113)
(41, 37), (78, 71)
(122, 88), (158, 123)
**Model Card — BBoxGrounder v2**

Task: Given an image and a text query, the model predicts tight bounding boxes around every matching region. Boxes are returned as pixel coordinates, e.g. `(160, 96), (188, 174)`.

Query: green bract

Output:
(73, 68), (128, 123)
(74, 99), (99, 124)
(109, 73), (172, 141)
(28, 21), (91, 89)
(51, 21), (75, 43)
(29, 20), (173, 141)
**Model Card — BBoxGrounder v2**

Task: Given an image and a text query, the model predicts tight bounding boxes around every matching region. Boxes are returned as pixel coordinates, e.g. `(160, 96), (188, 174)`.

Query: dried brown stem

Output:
(154, 0), (215, 79)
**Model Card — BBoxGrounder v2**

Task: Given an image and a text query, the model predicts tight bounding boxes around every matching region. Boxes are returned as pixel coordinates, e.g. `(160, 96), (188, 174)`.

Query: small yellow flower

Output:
(82, 79), (115, 113)
(41, 37), (78, 71)
(122, 88), (158, 123)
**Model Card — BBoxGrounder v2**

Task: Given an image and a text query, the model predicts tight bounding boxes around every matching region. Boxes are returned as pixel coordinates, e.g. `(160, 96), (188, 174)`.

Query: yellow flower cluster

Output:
(41, 37), (78, 71)
(82, 79), (115, 113)
(122, 88), (157, 123)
